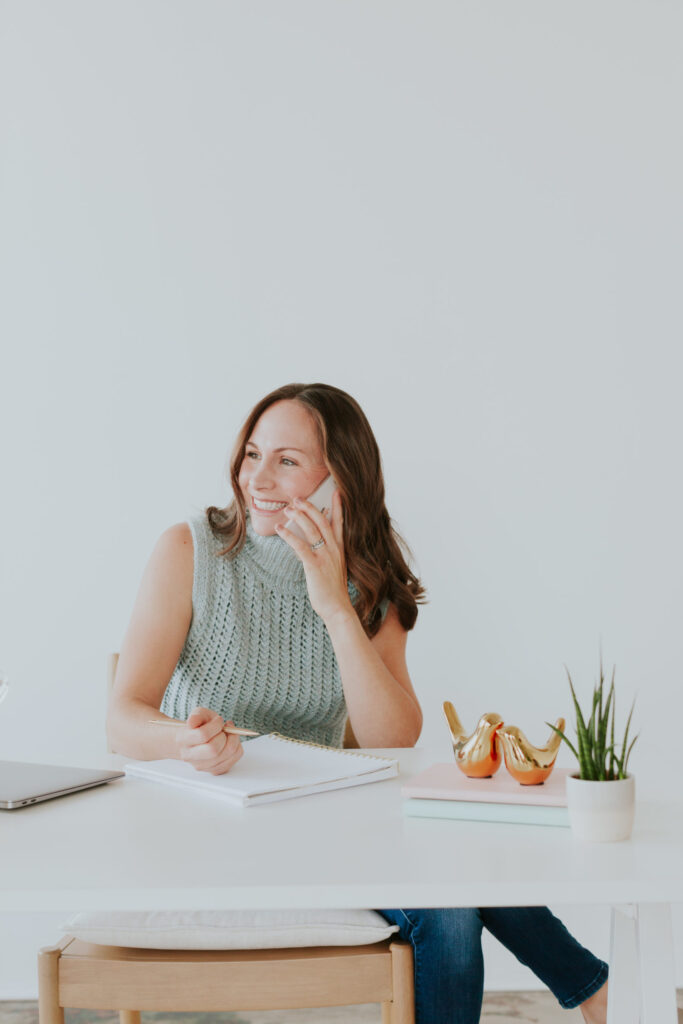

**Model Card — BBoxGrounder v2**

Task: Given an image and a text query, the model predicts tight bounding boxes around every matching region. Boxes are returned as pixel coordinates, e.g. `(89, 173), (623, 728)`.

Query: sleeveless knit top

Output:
(160, 515), (350, 748)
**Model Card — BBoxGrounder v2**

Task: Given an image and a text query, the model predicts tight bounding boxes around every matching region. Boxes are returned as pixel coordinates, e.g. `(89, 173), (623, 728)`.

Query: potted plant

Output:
(548, 661), (638, 842)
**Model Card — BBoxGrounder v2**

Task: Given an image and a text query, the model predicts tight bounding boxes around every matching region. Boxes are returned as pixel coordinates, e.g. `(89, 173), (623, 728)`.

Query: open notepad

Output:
(125, 733), (399, 807)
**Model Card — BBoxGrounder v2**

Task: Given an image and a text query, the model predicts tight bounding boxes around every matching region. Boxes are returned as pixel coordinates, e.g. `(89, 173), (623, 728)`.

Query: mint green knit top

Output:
(160, 515), (353, 747)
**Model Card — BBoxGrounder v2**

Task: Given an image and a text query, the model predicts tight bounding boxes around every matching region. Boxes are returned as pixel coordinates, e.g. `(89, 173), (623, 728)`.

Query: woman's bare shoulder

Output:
(157, 521), (193, 549)
(144, 522), (194, 590)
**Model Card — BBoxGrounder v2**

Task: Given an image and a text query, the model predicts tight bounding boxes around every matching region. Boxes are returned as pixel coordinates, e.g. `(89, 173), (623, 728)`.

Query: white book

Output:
(125, 733), (399, 807)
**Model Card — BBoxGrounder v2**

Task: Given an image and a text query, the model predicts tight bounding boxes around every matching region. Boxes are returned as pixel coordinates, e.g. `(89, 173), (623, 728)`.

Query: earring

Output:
(443, 702), (503, 778)
(497, 719), (565, 785)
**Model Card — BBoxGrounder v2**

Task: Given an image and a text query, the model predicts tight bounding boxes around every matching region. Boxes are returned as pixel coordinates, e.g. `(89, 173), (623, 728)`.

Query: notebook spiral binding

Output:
(269, 732), (394, 763)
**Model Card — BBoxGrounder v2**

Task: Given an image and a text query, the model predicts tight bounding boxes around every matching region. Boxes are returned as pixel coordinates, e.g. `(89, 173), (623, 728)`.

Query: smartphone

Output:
(284, 475), (338, 540)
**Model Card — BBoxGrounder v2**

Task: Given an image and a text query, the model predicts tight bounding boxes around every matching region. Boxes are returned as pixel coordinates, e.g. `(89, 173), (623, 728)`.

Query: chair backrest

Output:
(106, 653), (119, 754)
(106, 653), (359, 750)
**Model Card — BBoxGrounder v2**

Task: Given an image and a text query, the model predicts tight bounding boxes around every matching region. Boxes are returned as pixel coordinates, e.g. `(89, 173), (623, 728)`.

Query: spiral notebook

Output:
(125, 733), (399, 807)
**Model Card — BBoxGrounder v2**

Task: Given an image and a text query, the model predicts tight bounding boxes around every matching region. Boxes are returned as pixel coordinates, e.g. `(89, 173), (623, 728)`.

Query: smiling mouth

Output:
(251, 497), (289, 512)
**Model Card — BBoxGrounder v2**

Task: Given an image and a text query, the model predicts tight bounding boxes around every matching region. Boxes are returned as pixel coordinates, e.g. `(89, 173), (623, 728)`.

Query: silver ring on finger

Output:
(311, 537), (326, 550)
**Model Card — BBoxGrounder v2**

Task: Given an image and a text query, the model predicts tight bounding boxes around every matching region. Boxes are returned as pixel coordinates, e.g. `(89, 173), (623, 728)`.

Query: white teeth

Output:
(253, 498), (288, 511)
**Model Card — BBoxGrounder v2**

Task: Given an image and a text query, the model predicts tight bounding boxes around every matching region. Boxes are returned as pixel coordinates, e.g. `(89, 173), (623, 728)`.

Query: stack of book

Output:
(402, 764), (570, 827)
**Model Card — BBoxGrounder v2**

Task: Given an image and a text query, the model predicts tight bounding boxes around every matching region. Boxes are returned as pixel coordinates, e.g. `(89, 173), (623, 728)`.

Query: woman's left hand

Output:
(275, 489), (354, 627)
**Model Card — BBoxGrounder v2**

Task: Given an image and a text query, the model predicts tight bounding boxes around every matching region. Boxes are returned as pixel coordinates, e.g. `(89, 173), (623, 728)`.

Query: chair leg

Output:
(37, 946), (64, 1024)
(384, 941), (415, 1024)
(119, 1013), (142, 1024)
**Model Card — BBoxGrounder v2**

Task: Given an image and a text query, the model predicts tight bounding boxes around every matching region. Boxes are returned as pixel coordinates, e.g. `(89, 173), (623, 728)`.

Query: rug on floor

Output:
(0, 992), (588, 1024)
(5, 993), (683, 1024)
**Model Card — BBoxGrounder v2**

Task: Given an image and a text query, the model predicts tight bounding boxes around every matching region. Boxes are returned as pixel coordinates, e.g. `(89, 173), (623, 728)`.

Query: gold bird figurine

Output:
(443, 702), (504, 778)
(497, 719), (565, 785)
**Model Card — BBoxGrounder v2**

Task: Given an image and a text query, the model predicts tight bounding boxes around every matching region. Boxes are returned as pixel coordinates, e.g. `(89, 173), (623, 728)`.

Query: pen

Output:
(148, 719), (259, 737)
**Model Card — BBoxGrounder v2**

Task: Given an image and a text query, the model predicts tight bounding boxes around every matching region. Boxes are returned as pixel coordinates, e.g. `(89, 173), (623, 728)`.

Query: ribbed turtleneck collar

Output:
(242, 520), (307, 589)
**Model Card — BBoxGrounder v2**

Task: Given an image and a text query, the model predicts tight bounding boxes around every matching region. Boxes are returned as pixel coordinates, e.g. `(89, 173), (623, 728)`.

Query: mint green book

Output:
(403, 798), (570, 828)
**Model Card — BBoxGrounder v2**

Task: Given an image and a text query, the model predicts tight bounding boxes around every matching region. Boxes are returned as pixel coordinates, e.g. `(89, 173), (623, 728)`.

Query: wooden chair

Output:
(37, 656), (414, 1024)
(38, 935), (414, 1024)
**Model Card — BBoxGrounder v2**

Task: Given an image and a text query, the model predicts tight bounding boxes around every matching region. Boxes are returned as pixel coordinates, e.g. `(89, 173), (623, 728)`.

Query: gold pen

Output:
(148, 720), (259, 737)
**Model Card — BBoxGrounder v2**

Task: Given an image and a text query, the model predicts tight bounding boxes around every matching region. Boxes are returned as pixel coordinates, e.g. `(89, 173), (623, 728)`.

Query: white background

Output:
(1, 0), (681, 1001)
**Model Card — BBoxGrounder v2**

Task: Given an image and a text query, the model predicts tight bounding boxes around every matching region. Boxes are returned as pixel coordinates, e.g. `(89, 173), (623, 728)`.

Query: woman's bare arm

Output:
(108, 524), (244, 770)
(277, 493), (423, 748)
(106, 523), (195, 759)
(327, 602), (423, 748)
(107, 523), (243, 773)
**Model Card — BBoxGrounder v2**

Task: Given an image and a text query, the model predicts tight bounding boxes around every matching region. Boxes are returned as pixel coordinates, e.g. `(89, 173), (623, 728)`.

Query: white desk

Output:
(2, 748), (681, 1023)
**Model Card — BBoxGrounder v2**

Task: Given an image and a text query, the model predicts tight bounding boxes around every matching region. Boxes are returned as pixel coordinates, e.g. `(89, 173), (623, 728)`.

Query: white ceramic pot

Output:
(566, 774), (635, 842)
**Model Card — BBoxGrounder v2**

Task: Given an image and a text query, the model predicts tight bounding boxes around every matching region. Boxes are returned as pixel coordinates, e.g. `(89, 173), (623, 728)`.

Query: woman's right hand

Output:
(175, 706), (244, 775)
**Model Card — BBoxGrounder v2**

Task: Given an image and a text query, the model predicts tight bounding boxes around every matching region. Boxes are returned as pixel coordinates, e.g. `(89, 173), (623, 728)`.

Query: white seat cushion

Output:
(62, 909), (399, 949)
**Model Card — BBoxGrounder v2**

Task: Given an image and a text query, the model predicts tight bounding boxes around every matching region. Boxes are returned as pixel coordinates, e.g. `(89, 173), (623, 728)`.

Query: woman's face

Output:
(238, 399), (329, 536)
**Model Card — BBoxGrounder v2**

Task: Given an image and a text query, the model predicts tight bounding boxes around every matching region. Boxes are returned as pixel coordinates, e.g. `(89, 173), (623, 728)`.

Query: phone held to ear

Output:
(284, 476), (337, 540)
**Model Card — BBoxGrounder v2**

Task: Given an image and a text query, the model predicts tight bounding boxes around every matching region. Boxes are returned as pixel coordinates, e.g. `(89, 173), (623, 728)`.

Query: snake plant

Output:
(547, 661), (637, 781)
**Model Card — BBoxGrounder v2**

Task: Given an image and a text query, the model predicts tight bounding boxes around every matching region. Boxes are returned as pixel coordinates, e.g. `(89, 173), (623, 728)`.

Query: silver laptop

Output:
(0, 760), (124, 809)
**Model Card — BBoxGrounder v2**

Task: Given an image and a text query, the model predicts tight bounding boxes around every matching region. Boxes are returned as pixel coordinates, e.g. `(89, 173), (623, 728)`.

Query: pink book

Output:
(402, 763), (569, 806)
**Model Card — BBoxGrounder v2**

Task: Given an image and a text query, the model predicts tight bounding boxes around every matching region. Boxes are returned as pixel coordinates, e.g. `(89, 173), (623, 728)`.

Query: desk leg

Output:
(636, 903), (678, 1024)
(607, 905), (639, 1024)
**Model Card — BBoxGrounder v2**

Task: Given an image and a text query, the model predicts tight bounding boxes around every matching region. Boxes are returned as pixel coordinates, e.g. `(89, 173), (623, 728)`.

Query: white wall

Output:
(1, 0), (681, 1000)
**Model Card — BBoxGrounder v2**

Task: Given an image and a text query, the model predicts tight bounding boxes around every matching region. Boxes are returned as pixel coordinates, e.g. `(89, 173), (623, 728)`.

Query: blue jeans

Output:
(378, 907), (608, 1024)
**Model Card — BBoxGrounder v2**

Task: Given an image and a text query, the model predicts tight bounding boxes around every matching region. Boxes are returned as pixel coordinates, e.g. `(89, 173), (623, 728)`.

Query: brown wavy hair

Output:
(207, 382), (426, 636)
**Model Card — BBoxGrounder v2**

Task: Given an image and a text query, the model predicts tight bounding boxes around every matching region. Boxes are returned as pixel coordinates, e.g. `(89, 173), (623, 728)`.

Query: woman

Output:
(108, 382), (608, 1024)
